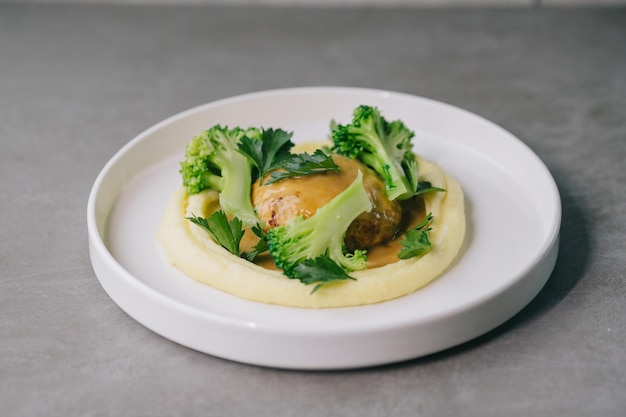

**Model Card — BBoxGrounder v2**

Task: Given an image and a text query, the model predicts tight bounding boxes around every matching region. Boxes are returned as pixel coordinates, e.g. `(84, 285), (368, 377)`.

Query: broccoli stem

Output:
(218, 152), (258, 227)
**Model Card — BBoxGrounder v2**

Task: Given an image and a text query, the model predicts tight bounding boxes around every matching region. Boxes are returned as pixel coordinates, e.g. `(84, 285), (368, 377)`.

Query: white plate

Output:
(87, 87), (560, 370)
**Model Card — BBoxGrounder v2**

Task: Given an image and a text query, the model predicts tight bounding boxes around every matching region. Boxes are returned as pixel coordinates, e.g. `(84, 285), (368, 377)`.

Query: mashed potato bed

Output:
(157, 145), (465, 308)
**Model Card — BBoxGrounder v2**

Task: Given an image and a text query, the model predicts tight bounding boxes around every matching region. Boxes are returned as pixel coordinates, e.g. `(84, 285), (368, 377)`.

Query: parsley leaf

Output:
(245, 223), (269, 262)
(404, 159), (446, 197)
(238, 128), (294, 184)
(415, 181), (446, 196)
(266, 149), (340, 185)
(398, 213), (434, 260)
(288, 255), (356, 294)
(187, 211), (245, 256)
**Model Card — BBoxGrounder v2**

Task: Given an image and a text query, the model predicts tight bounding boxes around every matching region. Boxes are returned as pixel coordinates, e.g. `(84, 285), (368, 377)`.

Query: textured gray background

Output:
(1, 4), (625, 417)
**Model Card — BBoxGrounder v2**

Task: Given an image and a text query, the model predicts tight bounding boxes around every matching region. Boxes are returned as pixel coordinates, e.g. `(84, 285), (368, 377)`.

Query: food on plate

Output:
(157, 105), (466, 308)
(252, 154), (402, 251)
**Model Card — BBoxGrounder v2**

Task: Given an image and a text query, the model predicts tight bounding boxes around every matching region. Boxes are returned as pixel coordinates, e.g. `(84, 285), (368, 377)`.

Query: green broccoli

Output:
(180, 125), (261, 227)
(265, 170), (373, 283)
(331, 105), (418, 201)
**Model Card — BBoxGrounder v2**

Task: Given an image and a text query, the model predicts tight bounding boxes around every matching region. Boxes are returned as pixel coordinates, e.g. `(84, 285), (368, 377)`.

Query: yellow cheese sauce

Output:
(157, 143), (466, 308)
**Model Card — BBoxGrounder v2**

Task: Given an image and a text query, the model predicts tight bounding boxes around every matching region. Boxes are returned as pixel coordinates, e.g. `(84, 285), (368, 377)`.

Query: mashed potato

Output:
(157, 142), (465, 308)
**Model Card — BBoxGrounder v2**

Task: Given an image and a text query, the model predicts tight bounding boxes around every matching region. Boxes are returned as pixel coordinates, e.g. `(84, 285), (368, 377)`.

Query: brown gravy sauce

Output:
(240, 197), (426, 271)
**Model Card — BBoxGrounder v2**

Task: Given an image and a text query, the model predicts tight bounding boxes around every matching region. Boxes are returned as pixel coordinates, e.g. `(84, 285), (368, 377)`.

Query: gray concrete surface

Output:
(1, 4), (625, 416)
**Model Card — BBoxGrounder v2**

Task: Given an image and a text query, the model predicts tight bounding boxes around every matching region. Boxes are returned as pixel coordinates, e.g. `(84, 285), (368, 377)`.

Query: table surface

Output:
(2, 4), (625, 416)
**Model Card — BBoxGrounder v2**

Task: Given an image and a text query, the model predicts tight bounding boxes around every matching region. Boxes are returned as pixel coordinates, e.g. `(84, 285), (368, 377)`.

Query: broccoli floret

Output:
(266, 170), (373, 278)
(180, 125), (261, 227)
(331, 105), (418, 200)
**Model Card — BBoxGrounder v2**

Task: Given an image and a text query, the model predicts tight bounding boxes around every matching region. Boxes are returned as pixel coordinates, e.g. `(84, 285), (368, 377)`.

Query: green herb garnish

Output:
(187, 211), (245, 256)
(404, 159), (446, 197)
(398, 213), (434, 259)
(414, 181), (446, 196)
(289, 255), (356, 294)
(245, 223), (269, 262)
(266, 149), (340, 184)
(238, 128), (294, 185)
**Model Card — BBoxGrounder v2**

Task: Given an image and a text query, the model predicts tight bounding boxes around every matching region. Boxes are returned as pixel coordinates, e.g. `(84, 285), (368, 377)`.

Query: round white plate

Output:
(87, 87), (560, 370)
